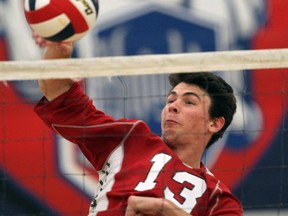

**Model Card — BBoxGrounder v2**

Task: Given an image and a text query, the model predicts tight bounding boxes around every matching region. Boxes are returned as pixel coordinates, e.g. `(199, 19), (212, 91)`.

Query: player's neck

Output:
(172, 145), (203, 169)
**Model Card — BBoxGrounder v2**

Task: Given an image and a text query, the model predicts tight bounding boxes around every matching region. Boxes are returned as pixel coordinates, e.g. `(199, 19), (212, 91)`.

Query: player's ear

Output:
(209, 117), (225, 133)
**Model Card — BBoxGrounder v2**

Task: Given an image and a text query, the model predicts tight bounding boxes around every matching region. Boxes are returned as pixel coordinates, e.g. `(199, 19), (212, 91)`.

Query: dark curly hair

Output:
(168, 72), (237, 149)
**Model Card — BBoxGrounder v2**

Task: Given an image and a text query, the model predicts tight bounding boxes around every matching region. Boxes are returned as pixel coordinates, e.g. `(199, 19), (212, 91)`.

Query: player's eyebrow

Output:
(168, 91), (201, 101)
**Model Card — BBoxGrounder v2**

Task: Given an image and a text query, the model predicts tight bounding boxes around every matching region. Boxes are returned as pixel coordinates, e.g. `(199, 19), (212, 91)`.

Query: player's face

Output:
(161, 82), (213, 148)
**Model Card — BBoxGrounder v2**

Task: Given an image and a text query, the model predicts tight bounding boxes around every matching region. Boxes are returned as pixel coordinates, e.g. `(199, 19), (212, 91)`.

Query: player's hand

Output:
(32, 32), (73, 59)
(125, 196), (190, 216)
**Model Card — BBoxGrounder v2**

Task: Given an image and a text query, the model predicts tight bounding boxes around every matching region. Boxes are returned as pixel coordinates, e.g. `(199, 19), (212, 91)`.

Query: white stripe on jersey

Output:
(208, 180), (223, 216)
(89, 143), (125, 215)
(51, 121), (142, 215)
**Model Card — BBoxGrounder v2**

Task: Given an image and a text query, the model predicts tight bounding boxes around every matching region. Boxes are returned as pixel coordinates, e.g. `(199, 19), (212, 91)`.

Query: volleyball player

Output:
(33, 35), (243, 216)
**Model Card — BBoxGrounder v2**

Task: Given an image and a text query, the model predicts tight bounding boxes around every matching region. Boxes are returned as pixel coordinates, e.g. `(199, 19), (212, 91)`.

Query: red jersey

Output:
(35, 82), (243, 216)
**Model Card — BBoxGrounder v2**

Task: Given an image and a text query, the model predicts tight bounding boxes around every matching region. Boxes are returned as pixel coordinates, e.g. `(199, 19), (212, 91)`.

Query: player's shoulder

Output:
(200, 164), (232, 193)
(200, 165), (242, 210)
(124, 119), (152, 133)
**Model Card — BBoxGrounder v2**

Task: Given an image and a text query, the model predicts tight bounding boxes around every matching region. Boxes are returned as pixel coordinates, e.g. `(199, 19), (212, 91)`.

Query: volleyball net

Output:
(0, 49), (287, 215)
(1, 48), (288, 80)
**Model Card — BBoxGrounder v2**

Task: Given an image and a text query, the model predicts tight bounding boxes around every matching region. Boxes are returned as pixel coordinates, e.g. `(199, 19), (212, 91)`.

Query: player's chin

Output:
(161, 130), (177, 145)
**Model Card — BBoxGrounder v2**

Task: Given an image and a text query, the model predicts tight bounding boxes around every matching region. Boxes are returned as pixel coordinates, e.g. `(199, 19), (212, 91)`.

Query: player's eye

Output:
(166, 95), (176, 104)
(166, 99), (174, 104)
(184, 99), (196, 105)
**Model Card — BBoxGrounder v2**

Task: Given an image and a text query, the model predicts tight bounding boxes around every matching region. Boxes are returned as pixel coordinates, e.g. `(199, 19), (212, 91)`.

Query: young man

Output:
(33, 35), (243, 216)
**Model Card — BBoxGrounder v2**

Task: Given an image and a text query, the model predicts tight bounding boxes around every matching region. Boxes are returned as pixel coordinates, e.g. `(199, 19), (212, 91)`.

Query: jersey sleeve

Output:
(34, 82), (139, 170)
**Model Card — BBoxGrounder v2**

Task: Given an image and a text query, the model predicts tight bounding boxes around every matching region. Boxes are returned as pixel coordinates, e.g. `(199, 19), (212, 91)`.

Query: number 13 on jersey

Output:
(135, 153), (207, 213)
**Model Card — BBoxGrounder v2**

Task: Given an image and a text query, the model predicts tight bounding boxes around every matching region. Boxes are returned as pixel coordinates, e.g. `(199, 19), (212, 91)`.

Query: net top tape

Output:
(1, 49), (288, 81)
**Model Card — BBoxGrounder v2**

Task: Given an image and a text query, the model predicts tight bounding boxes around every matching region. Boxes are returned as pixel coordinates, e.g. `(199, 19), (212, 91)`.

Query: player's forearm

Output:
(38, 79), (74, 101)
(125, 196), (190, 216)
(38, 41), (75, 101)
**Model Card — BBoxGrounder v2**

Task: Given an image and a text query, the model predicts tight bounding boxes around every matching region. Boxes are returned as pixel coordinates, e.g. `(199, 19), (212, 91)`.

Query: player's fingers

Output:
(32, 32), (49, 48)
(32, 31), (73, 56)
(32, 32), (65, 48)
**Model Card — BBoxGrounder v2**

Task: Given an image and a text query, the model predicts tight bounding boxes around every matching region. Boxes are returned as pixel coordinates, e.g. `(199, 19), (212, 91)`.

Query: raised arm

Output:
(34, 33), (75, 101)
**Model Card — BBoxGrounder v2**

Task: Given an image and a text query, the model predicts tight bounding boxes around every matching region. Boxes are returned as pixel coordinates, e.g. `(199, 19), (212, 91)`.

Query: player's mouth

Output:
(164, 119), (180, 127)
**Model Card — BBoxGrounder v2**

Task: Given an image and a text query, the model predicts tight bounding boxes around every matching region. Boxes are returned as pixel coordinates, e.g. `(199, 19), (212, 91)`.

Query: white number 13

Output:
(135, 153), (207, 213)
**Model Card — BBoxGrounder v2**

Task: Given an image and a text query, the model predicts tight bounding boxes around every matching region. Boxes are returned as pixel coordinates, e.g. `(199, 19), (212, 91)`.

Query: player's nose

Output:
(168, 100), (179, 113)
